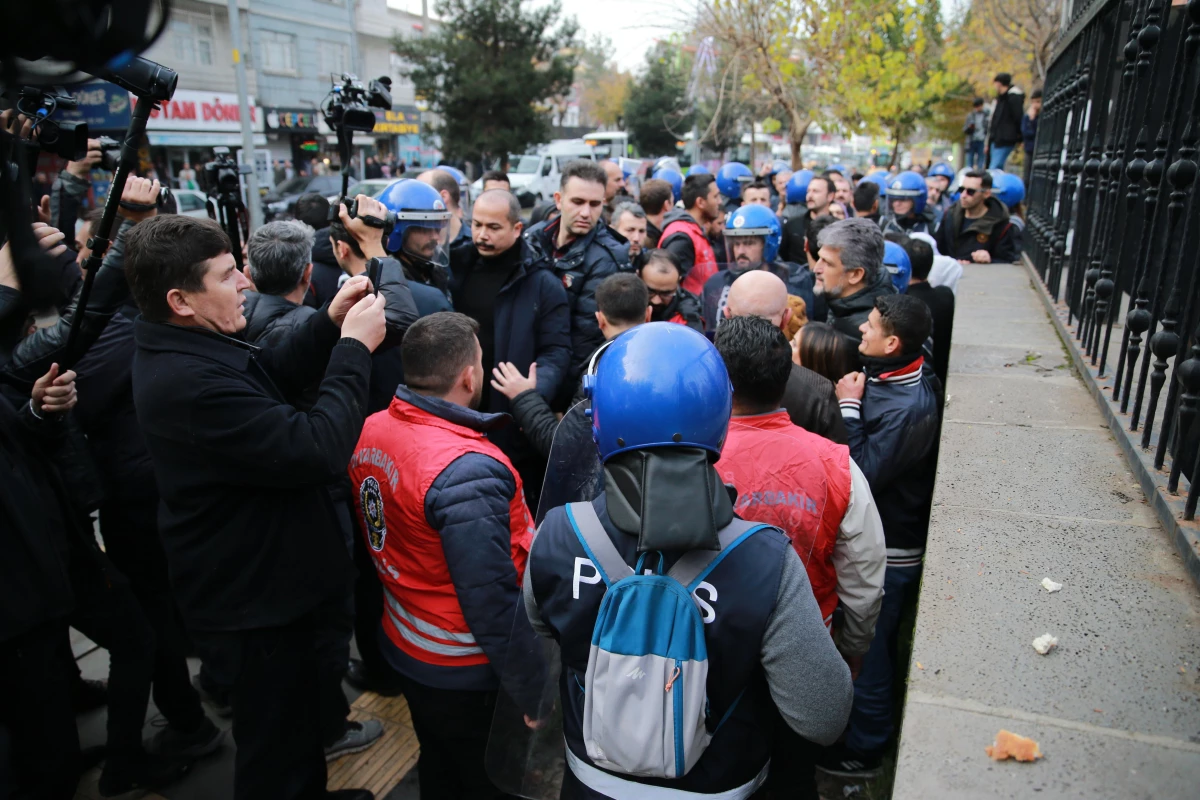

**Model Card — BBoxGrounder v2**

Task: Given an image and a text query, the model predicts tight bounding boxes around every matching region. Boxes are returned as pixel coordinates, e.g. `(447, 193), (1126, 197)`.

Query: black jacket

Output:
(781, 363), (848, 444)
(989, 89), (1025, 148)
(934, 197), (1019, 264)
(881, 206), (937, 237)
(701, 263), (794, 333)
(906, 282), (956, 389)
(778, 207), (810, 265)
(650, 288), (704, 331)
(525, 218), (629, 387)
(825, 268), (897, 346)
(242, 291), (316, 350)
(131, 313), (372, 631)
(308, 226), (343, 306)
(838, 355), (939, 555)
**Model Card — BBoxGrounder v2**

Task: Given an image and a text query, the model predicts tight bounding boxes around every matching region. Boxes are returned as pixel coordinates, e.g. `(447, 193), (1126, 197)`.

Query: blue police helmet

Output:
(687, 164), (712, 176)
(435, 164), (467, 186)
(883, 240), (912, 294)
(887, 170), (928, 215)
(785, 169), (814, 204)
(376, 179), (452, 257)
(990, 170), (1026, 210)
(588, 323), (732, 462)
(827, 163), (849, 177)
(861, 171), (890, 197)
(929, 162), (956, 181)
(771, 159), (790, 174)
(652, 167), (684, 203)
(716, 162), (753, 200)
(724, 203), (782, 263)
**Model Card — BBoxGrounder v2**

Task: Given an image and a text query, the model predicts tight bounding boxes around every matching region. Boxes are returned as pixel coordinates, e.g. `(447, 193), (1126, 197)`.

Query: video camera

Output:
(204, 147), (250, 270)
(204, 146), (252, 198)
(12, 86), (89, 161)
(322, 73), (393, 134)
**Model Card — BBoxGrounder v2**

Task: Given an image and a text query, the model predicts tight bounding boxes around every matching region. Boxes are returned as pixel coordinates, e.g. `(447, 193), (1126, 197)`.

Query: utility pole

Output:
(346, 0), (365, 178)
(228, 0), (263, 231)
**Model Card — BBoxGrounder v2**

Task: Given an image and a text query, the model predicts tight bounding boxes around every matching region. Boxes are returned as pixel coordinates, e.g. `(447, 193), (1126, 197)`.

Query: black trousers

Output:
(560, 766), (769, 800)
(97, 502), (206, 737)
(766, 715), (819, 800)
(395, 674), (512, 800)
(352, 506), (391, 680)
(0, 620), (81, 800)
(191, 599), (346, 800)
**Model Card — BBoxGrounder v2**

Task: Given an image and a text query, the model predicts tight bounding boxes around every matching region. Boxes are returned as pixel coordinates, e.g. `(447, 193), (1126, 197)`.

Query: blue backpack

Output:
(565, 501), (769, 779)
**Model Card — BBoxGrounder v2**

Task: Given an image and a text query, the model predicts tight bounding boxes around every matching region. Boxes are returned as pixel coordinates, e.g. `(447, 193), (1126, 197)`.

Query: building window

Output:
(317, 40), (350, 78)
(260, 30), (298, 74)
(170, 13), (214, 66)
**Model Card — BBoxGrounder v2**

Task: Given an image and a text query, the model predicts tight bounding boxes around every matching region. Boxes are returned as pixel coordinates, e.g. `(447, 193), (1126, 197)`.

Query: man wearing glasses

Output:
(934, 170), (1019, 265)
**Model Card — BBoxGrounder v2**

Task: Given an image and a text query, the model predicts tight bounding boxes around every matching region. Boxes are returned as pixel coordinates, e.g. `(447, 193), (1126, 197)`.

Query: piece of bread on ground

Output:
(985, 729), (1043, 762)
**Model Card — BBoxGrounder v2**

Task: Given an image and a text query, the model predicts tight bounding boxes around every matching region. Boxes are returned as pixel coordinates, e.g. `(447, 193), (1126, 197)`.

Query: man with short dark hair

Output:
(127, 213), (389, 800)
(814, 218), (895, 345)
(525, 160), (631, 401)
(715, 314), (884, 799)
(349, 312), (543, 800)
(903, 237), (955, 389)
(660, 173), (722, 294)
(243, 221), (317, 349)
(934, 170), (1018, 264)
(419, 168), (469, 250)
(822, 294), (938, 778)
(481, 170), (511, 193)
(987, 72), (1025, 169)
(601, 159), (628, 223)
(610, 201), (648, 265)
(638, 178), (675, 246)
(742, 179), (772, 208)
(490, 272), (650, 458)
(295, 192), (344, 306)
(853, 181), (881, 223)
(807, 176), (836, 218)
(639, 248), (703, 331)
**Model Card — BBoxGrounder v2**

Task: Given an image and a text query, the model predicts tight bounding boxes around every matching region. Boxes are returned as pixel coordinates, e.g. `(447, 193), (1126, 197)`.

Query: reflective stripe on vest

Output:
(384, 594), (484, 658)
(566, 747), (769, 800)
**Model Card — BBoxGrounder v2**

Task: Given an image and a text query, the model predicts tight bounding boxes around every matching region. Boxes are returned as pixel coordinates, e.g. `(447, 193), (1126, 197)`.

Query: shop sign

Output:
(266, 108), (320, 132)
(58, 80), (131, 131)
(370, 106), (421, 136)
(134, 89), (263, 133)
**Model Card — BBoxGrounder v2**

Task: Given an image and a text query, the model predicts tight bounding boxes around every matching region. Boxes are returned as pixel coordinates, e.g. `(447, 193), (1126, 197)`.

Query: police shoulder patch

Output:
(360, 476), (387, 551)
(976, 232), (989, 243)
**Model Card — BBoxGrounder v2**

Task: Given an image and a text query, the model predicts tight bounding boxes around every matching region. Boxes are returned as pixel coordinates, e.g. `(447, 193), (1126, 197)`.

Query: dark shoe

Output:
(98, 752), (190, 797)
(344, 658), (403, 697)
(814, 743), (882, 777)
(324, 719), (384, 761)
(71, 676), (108, 714)
(191, 672), (232, 718)
(146, 716), (225, 760)
(327, 791), (374, 799)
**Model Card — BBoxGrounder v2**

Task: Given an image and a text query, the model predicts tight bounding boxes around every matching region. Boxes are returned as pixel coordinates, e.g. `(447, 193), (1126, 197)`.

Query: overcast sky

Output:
(555, 0), (692, 73)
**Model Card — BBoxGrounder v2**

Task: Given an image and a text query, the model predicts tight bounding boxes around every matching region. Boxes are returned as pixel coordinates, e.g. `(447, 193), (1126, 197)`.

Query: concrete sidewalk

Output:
(891, 263), (1200, 798)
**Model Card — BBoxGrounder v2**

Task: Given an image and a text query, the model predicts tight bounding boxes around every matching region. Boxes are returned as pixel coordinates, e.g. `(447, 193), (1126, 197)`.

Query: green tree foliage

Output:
(391, 0), (578, 165)
(624, 42), (692, 157)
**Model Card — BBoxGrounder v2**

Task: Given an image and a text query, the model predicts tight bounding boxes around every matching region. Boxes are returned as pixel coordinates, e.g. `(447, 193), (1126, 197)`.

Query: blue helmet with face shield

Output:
(652, 166), (684, 203)
(883, 240), (912, 294)
(785, 169), (814, 204)
(989, 170), (1026, 210)
(887, 171), (928, 216)
(716, 162), (753, 200)
(586, 323), (732, 462)
(724, 203), (782, 264)
(377, 179), (453, 269)
(929, 162), (956, 181)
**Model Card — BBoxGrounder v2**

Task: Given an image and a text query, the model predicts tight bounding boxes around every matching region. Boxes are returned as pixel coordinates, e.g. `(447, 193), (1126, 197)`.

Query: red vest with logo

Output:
(348, 397), (534, 668)
(662, 217), (719, 295)
(718, 411), (852, 626)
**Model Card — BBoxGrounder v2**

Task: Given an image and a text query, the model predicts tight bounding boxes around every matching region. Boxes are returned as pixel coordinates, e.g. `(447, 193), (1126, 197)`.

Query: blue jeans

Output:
(967, 140), (985, 169)
(989, 144), (1015, 170)
(844, 561), (923, 757)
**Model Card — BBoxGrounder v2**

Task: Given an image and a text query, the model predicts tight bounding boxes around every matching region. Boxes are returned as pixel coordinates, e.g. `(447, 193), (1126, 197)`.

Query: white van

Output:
(472, 141), (595, 207)
(583, 130), (631, 159)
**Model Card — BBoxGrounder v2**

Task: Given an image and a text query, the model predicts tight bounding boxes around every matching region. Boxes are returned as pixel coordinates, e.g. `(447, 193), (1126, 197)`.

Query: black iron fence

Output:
(1027, 0), (1200, 516)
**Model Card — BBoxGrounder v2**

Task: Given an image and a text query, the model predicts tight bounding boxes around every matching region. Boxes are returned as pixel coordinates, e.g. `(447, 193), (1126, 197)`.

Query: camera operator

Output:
(126, 213), (388, 800)
(49, 138), (103, 249)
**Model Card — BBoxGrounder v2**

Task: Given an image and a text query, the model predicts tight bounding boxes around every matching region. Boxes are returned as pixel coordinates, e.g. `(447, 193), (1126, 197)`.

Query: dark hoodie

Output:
(825, 266), (897, 347)
(934, 196), (1018, 263)
(308, 226), (343, 306)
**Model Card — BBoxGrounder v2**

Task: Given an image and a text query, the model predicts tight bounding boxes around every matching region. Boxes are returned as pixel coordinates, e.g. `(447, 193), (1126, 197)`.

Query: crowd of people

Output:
(1, 89), (1027, 797)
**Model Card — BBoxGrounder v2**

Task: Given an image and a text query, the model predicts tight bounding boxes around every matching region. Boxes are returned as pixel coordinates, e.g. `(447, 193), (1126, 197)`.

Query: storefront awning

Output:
(148, 133), (268, 147)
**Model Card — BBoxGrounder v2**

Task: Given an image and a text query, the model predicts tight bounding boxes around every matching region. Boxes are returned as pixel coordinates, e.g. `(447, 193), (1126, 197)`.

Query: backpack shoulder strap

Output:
(668, 518), (772, 591)
(566, 502), (634, 587)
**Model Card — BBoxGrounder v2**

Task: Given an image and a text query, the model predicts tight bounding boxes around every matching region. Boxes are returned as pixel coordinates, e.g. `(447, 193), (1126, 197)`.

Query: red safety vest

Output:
(348, 397), (534, 668)
(718, 410), (851, 627)
(661, 216), (719, 295)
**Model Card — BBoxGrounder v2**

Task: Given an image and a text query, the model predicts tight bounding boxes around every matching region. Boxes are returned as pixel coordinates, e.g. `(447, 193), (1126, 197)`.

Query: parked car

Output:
(173, 189), (210, 219)
(264, 174), (355, 219)
(470, 142), (596, 208)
